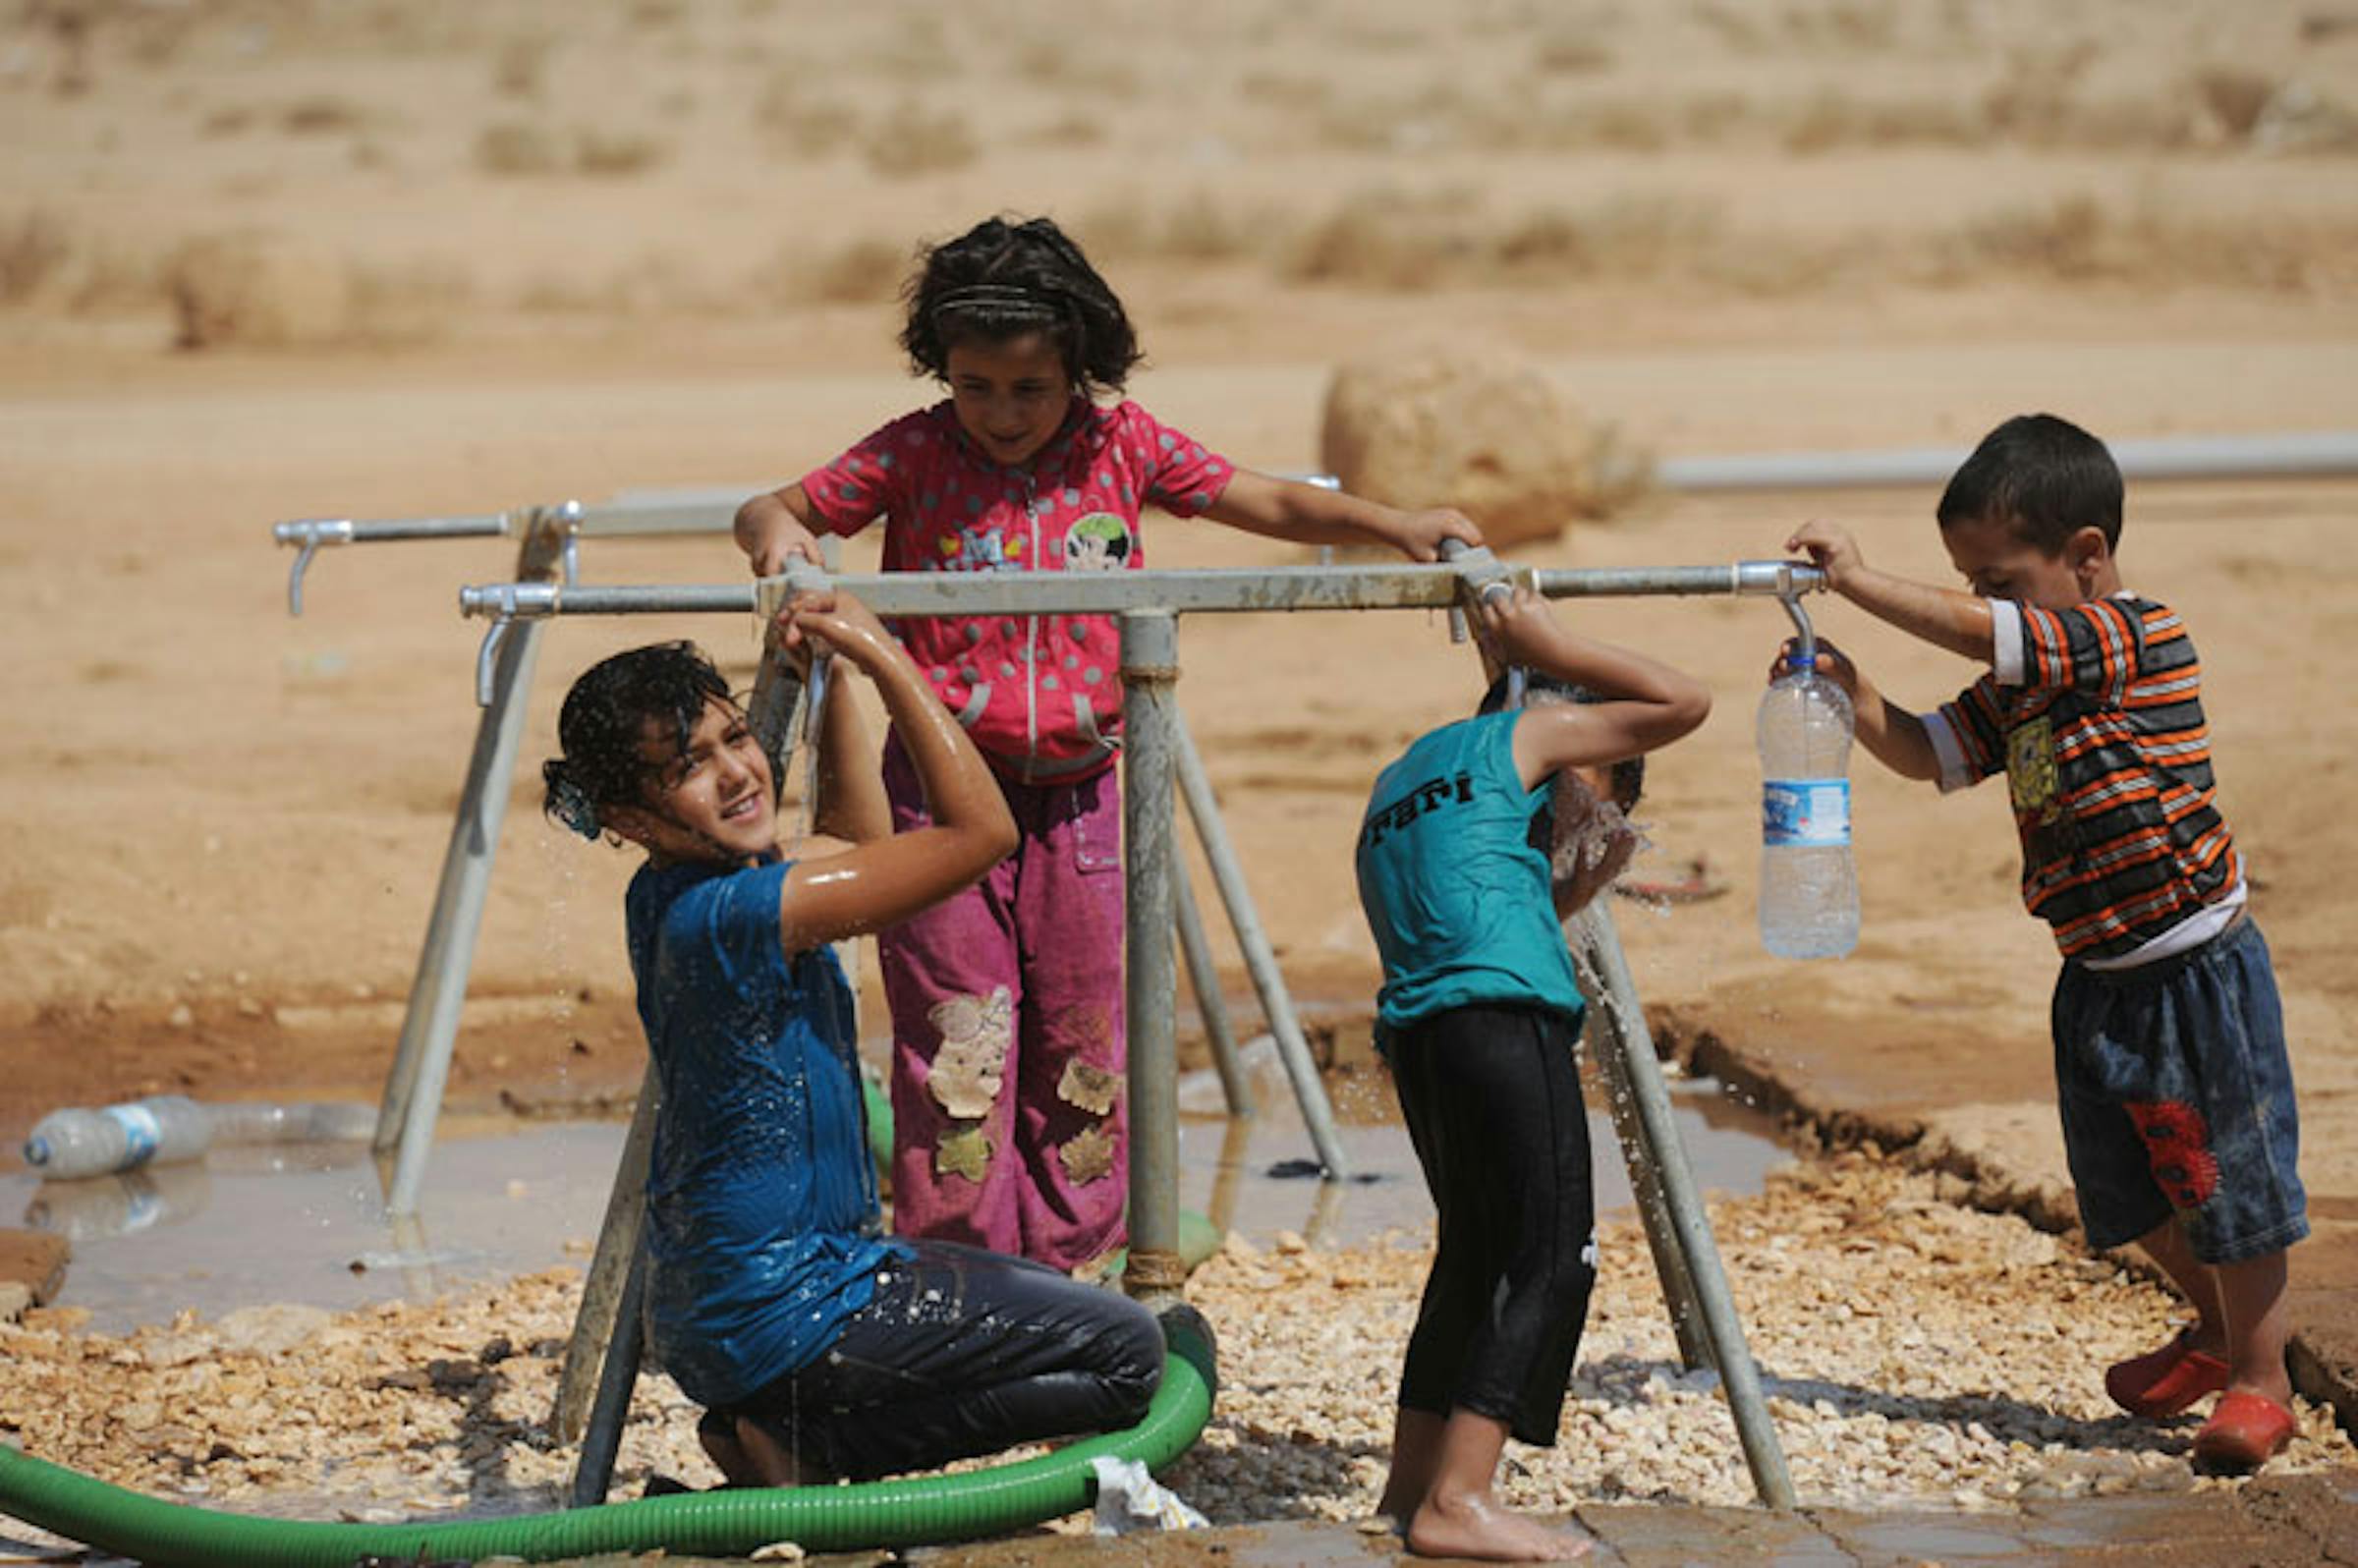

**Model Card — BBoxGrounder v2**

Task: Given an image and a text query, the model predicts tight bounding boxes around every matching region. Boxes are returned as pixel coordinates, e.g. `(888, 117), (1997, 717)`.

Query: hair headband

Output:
(930, 282), (1059, 322)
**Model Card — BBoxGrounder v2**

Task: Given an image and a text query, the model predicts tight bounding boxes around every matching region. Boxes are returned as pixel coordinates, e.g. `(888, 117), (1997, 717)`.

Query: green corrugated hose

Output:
(0, 1310), (1216, 1568)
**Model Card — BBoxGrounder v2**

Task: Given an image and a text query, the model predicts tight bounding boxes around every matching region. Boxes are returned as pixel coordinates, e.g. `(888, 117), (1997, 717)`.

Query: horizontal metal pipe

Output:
(458, 561), (1827, 621)
(1657, 430), (2358, 492)
(276, 516), (509, 545)
(289, 433), (2358, 556)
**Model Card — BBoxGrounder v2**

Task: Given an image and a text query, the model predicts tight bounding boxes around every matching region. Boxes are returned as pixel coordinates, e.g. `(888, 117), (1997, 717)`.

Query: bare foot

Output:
(1408, 1490), (1593, 1562)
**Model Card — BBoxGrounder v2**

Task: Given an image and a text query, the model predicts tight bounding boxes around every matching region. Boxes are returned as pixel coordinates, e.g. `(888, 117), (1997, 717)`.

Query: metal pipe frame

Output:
(1173, 863), (1254, 1118)
(421, 550), (1825, 1506)
(462, 558), (1824, 633)
(1172, 703), (1349, 1178)
(372, 510), (573, 1221)
(1120, 610), (1186, 1310)
(551, 1063), (663, 1446)
(1569, 901), (1798, 1509)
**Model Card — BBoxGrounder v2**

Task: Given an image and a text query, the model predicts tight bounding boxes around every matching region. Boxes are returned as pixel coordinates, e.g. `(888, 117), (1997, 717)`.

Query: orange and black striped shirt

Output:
(1925, 595), (2241, 962)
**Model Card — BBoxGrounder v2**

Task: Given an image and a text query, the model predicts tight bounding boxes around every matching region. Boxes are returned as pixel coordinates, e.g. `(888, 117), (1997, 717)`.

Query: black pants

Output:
(718, 1239), (1163, 1481)
(1388, 1003), (1596, 1446)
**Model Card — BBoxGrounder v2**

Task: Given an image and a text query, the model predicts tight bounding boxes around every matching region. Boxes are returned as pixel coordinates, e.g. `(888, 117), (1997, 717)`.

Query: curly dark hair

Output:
(541, 642), (733, 840)
(897, 215), (1143, 398)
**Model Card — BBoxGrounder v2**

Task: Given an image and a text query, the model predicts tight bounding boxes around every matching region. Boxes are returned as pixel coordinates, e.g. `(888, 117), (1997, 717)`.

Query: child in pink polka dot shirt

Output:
(736, 214), (1479, 1273)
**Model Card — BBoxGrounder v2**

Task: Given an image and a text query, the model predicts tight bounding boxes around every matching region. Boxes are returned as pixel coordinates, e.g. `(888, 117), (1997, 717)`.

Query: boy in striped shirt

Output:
(1780, 413), (2305, 1472)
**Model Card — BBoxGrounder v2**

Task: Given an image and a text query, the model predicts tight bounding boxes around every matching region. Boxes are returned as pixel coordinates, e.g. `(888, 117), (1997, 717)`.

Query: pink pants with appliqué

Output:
(878, 732), (1128, 1273)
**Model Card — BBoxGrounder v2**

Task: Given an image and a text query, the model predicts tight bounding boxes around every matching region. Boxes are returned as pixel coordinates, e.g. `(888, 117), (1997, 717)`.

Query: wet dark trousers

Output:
(722, 1238), (1163, 1480)
(1390, 1003), (1596, 1446)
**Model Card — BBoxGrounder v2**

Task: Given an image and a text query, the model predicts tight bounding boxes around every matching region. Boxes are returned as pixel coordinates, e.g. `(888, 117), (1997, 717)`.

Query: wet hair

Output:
(1937, 413), (2122, 554)
(898, 215), (1143, 399)
(541, 642), (734, 841)
(1478, 672), (1646, 809)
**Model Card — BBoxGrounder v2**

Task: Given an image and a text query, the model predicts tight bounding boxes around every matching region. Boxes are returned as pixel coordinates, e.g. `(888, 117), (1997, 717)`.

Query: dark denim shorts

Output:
(2051, 916), (2307, 1264)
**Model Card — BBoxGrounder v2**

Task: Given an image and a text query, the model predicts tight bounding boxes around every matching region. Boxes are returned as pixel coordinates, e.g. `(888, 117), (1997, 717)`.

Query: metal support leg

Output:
(550, 1063), (662, 1442)
(377, 515), (570, 1215)
(1120, 610), (1185, 1309)
(1174, 862), (1254, 1118)
(568, 1241), (649, 1507)
(1206, 1113), (1254, 1238)
(1569, 901), (1796, 1509)
(1170, 702), (1350, 1179)
(1581, 995), (1712, 1372)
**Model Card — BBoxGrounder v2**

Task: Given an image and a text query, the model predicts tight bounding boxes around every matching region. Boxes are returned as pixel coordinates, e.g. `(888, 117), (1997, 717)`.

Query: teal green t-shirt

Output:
(1354, 711), (1588, 1032)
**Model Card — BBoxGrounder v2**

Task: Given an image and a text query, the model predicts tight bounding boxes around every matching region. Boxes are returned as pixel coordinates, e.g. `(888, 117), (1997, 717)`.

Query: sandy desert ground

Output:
(2, 0), (2357, 1551)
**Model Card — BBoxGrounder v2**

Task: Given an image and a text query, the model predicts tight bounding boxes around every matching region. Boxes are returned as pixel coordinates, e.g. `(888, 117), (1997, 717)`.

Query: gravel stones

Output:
(2, 1149), (2348, 1534)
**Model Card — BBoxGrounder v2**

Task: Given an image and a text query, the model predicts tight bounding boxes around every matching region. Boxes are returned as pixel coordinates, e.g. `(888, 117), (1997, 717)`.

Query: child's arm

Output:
(1478, 588), (1711, 788)
(734, 483), (827, 577)
(1200, 470), (1483, 562)
(1775, 639), (1941, 782)
(797, 656), (890, 850)
(770, 591), (1017, 951)
(1786, 521), (1995, 664)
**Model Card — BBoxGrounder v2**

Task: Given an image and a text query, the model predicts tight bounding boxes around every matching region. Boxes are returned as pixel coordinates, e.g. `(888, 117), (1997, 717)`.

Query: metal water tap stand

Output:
(372, 503), (581, 1220)
(477, 555), (1826, 1509)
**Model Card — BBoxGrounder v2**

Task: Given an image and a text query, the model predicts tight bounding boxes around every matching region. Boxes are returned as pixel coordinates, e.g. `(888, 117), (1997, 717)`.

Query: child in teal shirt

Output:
(1356, 588), (1709, 1563)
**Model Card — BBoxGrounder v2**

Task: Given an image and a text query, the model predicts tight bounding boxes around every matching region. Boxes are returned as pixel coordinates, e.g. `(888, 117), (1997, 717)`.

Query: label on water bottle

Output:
(1763, 778), (1851, 847)
(103, 1103), (161, 1171)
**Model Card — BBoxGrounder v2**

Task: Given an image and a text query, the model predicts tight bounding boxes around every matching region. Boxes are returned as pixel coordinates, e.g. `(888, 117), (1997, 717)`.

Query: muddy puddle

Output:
(4, 1053), (1790, 1334)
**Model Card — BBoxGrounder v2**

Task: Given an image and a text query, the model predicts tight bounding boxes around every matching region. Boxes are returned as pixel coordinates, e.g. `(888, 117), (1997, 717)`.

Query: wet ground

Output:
(884, 1472), (2358, 1565)
(9, 1041), (2354, 1568)
(2, 1054), (1791, 1333)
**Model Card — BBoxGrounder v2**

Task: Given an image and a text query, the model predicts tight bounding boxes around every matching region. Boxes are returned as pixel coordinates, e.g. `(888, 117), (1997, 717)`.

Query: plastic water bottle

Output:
(24, 1094), (214, 1181)
(204, 1100), (377, 1146)
(1757, 654), (1860, 959)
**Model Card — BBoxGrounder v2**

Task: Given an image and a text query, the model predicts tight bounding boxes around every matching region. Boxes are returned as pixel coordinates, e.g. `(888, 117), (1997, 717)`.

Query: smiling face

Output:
(1941, 511), (2115, 610)
(608, 696), (775, 865)
(945, 330), (1074, 468)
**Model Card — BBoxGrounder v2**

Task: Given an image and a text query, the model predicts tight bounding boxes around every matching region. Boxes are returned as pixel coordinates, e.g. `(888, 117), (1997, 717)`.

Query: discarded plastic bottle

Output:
(1757, 652), (1860, 959)
(23, 1096), (378, 1181)
(24, 1094), (213, 1181)
(204, 1101), (378, 1146)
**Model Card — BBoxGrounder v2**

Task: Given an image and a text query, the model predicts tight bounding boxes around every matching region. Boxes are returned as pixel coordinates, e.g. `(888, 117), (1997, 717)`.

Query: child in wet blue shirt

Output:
(540, 589), (1160, 1486)
(1356, 588), (1709, 1563)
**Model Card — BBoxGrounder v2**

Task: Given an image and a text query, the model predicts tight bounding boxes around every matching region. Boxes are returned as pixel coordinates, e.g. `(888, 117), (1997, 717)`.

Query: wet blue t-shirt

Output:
(1354, 711), (1588, 1032)
(625, 856), (907, 1409)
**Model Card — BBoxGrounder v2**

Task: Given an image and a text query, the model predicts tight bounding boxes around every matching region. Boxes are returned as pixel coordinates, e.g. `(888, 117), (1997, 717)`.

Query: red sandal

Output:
(2192, 1389), (2297, 1472)
(2105, 1330), (2230, 1419)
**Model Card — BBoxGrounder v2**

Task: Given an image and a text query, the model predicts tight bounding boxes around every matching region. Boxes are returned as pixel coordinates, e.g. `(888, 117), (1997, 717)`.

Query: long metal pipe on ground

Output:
(1657, 429), (2358, 492)
(286, 428), (2358, 560)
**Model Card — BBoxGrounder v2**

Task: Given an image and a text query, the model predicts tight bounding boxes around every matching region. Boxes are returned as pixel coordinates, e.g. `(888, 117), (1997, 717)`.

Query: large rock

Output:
(1319, 344), (1645, 549)
(167, 231), (354, 351)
